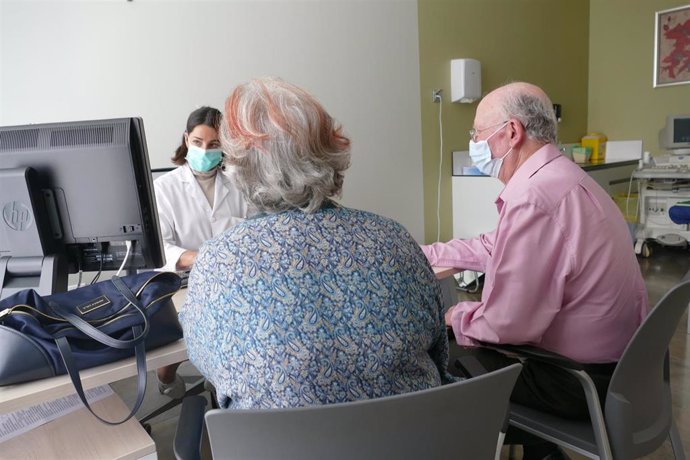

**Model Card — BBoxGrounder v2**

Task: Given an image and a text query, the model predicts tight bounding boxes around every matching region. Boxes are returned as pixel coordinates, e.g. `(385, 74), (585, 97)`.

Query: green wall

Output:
(418, 0), (591, 243)
(588, 0), (690, 155)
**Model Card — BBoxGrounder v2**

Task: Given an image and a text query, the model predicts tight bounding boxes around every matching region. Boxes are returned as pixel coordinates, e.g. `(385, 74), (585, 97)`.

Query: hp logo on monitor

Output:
(2, 201), (33, 231)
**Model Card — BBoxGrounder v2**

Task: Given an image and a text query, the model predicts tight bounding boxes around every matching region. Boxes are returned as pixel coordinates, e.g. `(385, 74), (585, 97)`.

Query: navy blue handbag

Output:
(0, 271), (182, 423)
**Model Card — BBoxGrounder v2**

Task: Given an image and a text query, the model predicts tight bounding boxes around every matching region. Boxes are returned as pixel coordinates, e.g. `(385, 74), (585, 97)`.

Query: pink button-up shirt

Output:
(423, 144), (648, 363)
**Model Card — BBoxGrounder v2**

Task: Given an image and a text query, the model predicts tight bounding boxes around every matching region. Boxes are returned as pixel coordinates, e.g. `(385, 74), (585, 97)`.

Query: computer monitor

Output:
(660, 114), (690, 155)
(0, 117), (165, 298)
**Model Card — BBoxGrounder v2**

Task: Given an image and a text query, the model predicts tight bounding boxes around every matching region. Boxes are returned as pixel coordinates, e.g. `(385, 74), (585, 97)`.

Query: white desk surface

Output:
(0, 290), (188, 415)
(0, 393), (156, 460)
(433, 266), (460, 280)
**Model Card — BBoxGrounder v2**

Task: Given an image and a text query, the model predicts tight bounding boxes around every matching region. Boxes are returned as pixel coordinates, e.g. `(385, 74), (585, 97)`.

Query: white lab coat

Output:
(154, 164), (248, 272)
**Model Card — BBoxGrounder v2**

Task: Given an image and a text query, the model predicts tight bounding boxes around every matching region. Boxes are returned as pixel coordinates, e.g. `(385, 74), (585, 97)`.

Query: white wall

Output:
(0, 0), (425, 241)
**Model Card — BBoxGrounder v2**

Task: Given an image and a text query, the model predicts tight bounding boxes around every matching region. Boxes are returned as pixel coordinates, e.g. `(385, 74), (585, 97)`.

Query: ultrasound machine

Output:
(633, 114), (690, 256)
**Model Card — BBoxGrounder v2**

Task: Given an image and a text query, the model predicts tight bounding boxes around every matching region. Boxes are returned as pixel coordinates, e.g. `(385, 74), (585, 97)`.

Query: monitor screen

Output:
(673, 117), (690, 144)
(0, 118), (165, 294)
(661, 114), (690, 152)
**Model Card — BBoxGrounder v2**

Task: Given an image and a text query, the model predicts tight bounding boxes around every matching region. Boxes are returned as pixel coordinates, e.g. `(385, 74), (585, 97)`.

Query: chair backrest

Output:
(204, 363), (522, 460)
(605, 279), (690, 459)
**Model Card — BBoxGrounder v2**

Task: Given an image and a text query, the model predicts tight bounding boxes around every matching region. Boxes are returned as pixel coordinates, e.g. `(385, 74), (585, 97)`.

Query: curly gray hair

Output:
(221, 77), (351, 214)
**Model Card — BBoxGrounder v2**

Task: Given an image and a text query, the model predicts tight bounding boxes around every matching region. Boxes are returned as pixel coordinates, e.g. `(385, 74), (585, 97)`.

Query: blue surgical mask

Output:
(186, 145), (223, 172)
(469, 122), (513, 177)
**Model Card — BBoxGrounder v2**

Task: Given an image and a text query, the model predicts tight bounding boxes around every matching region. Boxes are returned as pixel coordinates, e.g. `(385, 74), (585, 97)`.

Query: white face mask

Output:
(469, 122), (513, 177)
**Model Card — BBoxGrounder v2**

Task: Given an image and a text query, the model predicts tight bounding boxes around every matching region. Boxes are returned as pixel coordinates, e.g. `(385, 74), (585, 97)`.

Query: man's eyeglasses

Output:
(469, 121), (508, 142)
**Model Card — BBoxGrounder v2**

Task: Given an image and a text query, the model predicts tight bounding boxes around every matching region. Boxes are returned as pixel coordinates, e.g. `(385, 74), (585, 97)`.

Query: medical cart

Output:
(632, 166), (690, 257)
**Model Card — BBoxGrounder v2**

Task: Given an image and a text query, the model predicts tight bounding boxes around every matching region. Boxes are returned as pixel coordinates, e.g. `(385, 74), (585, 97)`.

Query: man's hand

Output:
(444, 305), (455, 327)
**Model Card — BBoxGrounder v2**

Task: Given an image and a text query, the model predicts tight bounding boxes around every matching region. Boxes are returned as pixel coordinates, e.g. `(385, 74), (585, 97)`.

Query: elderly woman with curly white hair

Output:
(180, 77), (452, 409)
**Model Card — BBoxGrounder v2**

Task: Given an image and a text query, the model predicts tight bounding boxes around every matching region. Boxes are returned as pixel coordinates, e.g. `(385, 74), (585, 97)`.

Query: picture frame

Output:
(654, 4), (690, 87)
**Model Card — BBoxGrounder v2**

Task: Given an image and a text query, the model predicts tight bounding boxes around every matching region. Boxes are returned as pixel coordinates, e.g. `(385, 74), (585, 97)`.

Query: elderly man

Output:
(422, 82), (648, 460)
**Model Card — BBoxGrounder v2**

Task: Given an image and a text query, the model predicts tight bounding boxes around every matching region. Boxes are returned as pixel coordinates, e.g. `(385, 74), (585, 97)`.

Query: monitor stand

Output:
(0, 255), (67, 300)
(1, 167), (67, 300)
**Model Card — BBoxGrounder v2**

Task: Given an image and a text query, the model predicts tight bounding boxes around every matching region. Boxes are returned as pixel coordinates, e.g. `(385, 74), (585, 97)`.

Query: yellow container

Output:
(581, 133), (607, 163)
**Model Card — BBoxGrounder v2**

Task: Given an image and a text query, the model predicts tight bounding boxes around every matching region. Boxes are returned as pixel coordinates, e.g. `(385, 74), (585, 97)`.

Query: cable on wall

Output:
(434, 91), (444, 242)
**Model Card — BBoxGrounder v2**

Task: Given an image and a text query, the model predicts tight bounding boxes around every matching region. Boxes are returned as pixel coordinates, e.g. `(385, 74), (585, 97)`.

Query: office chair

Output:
(458, 279), (690, 460)
(173, 363), (522, 460)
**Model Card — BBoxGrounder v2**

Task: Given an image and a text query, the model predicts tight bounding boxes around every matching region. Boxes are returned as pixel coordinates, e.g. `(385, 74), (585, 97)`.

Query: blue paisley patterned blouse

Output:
(180, 202), (451, 409)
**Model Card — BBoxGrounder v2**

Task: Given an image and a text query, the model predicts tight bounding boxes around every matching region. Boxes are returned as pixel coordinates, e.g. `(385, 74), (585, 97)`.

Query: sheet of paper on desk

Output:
(0, 385), (113, 443)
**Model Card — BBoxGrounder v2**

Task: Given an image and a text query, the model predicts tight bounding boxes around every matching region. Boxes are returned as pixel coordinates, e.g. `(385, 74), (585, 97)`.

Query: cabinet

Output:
(451, 175), (503, 239)
(580, 160), (638, 196)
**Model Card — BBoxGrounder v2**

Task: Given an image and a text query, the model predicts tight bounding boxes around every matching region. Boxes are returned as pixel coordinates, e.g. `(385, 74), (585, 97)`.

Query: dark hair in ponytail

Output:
(171, 106), (222, 165)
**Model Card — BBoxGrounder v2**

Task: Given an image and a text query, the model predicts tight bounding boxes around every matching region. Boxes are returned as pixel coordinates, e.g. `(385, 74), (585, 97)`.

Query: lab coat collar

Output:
(213, 171), (232, 213)
(179, 162), (222, 183)
(179, 163), (230, 214)
(179, 162), (197, 183)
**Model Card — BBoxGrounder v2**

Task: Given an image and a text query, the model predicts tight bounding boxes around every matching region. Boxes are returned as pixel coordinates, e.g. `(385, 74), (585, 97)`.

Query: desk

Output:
(433, 265), (460, 280)
(0, 292), (188, 459)
(0, 393), (156, 459)
(0, 340), (187, 416)
(578, 159), (638, 195)
(1, 273), (457, 456)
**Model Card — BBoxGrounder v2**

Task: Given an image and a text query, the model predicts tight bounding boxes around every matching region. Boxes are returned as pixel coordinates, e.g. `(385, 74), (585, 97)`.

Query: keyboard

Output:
(633, 167), (690, 180)
(177, 271), (190, 288)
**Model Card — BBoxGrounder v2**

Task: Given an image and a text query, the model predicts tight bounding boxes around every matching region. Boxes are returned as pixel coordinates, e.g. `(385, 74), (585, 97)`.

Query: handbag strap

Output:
(56, 325), (148, 425)
(49, 275), (150, 349)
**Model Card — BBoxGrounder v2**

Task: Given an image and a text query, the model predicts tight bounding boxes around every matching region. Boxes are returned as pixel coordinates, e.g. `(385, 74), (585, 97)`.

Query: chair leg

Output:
(496, 395), (513, 460)
(495, 431), (506, 460)
(669, 419), (687, 460)
(173, 395), (207, 460)
(568, 369), (613, 460)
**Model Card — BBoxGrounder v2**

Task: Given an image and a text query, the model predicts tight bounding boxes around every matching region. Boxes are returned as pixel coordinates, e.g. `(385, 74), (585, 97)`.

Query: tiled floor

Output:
(114, 244), (690, 460)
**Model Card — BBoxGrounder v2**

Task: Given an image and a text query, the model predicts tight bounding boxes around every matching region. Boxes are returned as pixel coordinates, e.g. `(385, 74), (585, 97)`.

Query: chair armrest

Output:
(476, 341), (585, 371)
(455, 343), (614, 458)
(173, 395), (208, 460)
(454, 342), (584, 378)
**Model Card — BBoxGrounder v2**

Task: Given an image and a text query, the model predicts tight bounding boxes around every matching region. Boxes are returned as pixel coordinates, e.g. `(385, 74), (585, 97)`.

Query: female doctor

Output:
(154, 106), (249, 272)
(153, 106), (248, 397)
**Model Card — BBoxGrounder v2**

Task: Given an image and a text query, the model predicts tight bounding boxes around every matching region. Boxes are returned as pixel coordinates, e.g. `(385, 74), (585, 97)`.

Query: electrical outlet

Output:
(432, 89), (442, 103)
